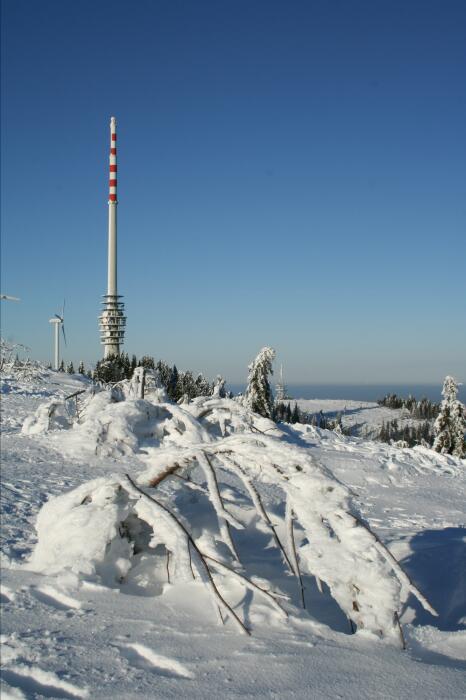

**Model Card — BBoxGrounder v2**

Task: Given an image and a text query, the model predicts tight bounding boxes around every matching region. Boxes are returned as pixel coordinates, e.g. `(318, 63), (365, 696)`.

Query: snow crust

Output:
(1, 368), (465, 699)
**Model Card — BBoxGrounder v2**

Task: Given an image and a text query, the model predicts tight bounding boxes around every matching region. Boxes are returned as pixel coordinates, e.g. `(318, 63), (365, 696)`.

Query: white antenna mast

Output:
(99, 116), (126, 358)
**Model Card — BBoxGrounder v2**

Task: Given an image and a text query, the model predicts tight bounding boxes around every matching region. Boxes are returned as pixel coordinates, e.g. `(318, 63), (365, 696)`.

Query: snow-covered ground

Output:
(1, 368), (465, 699)
(294, 398), (426, 438)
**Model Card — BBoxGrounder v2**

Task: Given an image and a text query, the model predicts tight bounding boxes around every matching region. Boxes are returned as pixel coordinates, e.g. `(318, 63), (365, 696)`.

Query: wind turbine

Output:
(49, 301), (66, 370)
(0, 295), (20, 301)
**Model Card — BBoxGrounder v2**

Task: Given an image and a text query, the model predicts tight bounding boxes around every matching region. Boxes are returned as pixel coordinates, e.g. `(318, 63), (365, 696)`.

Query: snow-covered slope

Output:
(1, 368), (465, 699)
(294, 398), (429, 438)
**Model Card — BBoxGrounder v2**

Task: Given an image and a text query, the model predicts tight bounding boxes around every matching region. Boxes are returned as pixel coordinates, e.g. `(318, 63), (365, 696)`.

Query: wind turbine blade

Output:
(54, 314), (62, 321)
(62, 299), (65, 320)
(62, 324), (67, 346)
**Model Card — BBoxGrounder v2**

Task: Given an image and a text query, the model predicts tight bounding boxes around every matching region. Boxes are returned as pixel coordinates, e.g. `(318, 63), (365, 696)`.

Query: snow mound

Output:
(25, 390), (438, 643)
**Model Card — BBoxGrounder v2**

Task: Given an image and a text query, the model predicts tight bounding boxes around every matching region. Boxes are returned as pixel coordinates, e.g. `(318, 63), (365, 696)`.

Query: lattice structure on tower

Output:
(99, 295), (126, 356)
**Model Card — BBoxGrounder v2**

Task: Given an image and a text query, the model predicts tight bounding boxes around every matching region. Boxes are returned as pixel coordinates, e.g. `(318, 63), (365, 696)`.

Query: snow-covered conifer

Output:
(212, 375), (226, 398)
(168, 365), (179, 401)
(334, 412), (343, 434)
(78, 360), (85, 375)
(66, 361), (74, 374)
(434, 376), (465, 457)
(244, 347), (276, 418)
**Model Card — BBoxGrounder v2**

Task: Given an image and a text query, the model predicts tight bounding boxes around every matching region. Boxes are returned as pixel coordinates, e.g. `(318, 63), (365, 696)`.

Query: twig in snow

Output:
(166, 550), (171, 584)
(393, 611), (406, 650)
(286, 502), (306, 609)
(204, 554), (289, 618)
(64, 388), (87, 401)
(220, 454), (295, 574)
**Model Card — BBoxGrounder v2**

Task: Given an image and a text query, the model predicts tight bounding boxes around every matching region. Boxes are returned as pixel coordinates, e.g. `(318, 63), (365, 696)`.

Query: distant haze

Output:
(230, 384), (466, 405)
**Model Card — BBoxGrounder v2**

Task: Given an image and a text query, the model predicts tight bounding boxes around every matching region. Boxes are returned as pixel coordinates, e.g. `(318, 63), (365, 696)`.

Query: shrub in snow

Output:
(22, 399), (72, 434)
(1, 338), (48, 384)
(27, 390), (437, 645)
(434, 376), (466, 458)
(244, 347), (275, 419)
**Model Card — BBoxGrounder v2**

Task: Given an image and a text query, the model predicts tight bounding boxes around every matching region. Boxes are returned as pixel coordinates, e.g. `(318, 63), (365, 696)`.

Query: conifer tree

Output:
(434, 376), (465, 457)
(212, 375), (226, 398)
(78, 361), (85, 375)
(168, 365), (179, 401)
(195, 373), (211, 397)
(58, 359), (65, 372)
(66, 361), (74, 374)
(244, 347), (275, 419)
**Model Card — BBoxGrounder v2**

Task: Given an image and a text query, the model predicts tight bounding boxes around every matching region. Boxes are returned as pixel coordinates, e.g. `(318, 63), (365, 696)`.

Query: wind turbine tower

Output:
(99, 117), (126, 357)
(49, 303), (66, 370)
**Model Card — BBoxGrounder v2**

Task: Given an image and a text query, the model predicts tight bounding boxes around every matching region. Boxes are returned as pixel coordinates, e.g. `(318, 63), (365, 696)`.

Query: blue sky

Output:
(1, 0), (465, 383)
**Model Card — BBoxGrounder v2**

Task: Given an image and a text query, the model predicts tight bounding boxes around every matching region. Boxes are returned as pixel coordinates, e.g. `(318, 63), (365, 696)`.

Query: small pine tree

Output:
(66, 361), (74, 374)
(244, 347), (276, 419)
(58, 359), (65, 372)
(291, 403), (300, 424)
(434, 376), (465, 457)
(167, 365), (179, 401)
(78, 361), (85, 375)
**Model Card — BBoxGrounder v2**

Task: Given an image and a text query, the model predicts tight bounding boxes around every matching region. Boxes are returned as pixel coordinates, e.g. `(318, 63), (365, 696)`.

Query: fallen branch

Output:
(286, 501), (306, 609)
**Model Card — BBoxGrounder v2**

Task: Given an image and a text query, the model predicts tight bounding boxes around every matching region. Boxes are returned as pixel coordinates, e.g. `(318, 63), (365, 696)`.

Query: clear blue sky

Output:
(1, 0), (465, 383)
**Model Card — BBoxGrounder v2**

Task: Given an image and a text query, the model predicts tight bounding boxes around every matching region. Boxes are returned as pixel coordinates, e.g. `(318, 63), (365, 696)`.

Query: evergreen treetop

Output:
(244, 347), (276, 419)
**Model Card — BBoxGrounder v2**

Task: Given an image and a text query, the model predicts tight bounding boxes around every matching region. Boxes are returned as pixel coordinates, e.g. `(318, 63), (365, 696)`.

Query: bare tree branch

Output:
(348, 513), (437, 617)
(286, 501), (306, 609)
(221, 454), (295, 574)
(204, 554), (289, 618)
(123, 474), (250, 636)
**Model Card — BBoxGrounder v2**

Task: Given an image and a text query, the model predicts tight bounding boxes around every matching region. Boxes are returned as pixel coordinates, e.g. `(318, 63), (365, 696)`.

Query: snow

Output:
(1, 366), (465, 698)
(293, 397), (434, 439)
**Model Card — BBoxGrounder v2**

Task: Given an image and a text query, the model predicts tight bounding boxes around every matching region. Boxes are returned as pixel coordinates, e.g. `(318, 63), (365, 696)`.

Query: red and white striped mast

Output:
(99, 116), (126, 357)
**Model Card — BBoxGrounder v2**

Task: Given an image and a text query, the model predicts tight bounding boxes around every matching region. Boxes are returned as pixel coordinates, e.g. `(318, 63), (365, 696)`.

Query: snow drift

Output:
(25, 384), (439, 644)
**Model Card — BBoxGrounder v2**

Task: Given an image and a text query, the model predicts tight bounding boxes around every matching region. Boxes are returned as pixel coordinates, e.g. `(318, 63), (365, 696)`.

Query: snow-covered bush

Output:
(26, 389), (437, 644)
(1, 338), (48, 385)
(22, 399), (72, 434)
